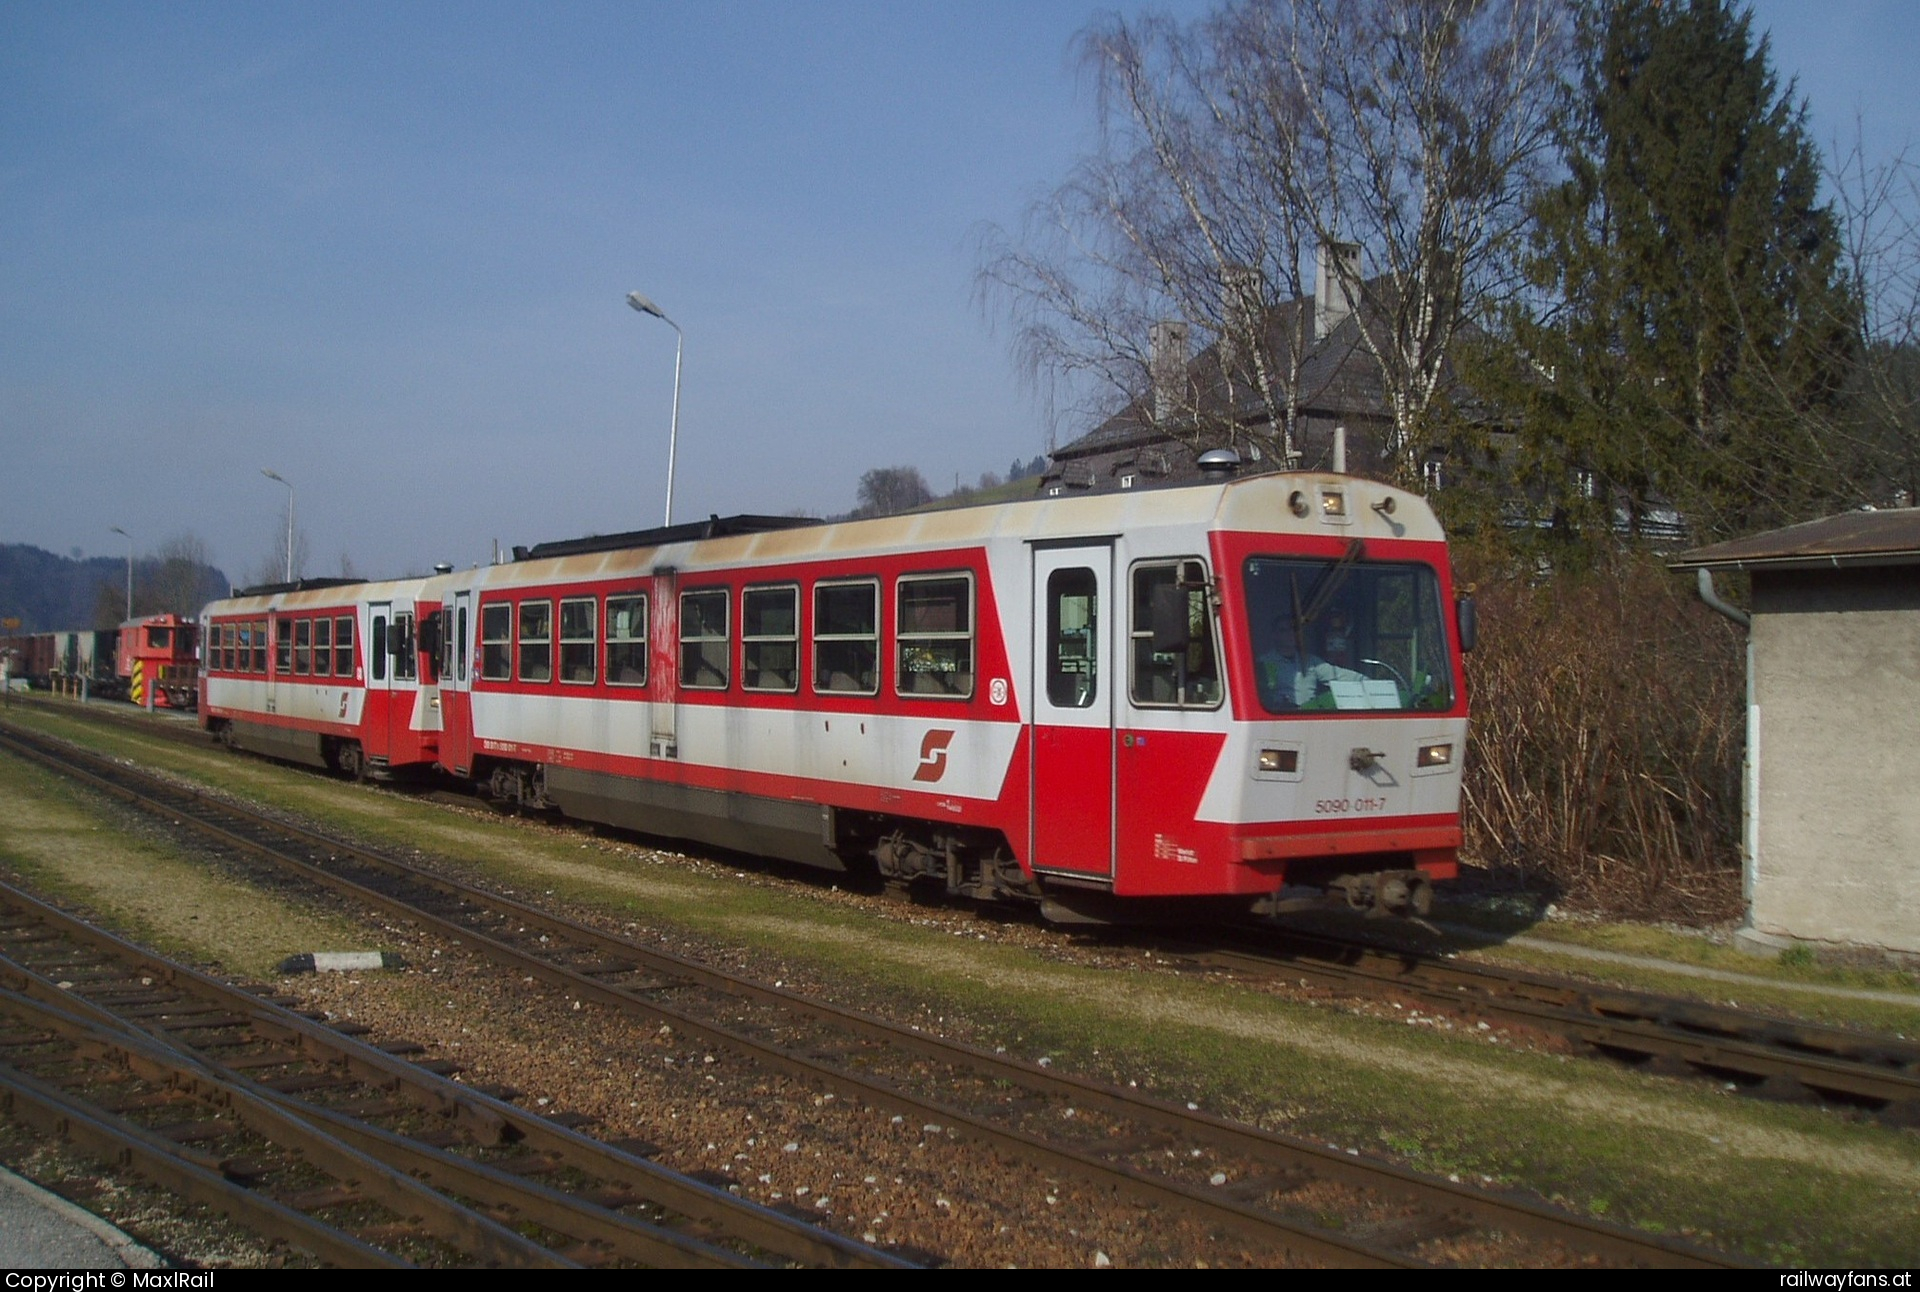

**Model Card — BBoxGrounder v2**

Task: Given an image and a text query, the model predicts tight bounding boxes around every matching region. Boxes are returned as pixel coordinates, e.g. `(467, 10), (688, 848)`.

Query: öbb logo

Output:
(913, 729), (955, 783)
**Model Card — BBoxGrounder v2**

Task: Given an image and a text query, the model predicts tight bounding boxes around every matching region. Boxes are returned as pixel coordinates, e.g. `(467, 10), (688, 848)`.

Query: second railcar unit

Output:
(414, 472), (1471, 920)
(198, 577), (443, 778)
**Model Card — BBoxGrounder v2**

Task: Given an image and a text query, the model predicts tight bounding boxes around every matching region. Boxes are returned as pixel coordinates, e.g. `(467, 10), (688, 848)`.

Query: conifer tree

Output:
(1495, 0), (1857, 547)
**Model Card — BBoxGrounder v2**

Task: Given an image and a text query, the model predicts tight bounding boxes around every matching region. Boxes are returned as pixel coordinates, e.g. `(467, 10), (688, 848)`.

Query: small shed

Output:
(1672, 509), (1920, 956)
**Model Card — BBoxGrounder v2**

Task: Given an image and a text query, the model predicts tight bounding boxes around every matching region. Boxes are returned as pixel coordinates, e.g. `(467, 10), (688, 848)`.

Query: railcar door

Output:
(1028, 543), (1116, 880)
(440, 589), (474, 776)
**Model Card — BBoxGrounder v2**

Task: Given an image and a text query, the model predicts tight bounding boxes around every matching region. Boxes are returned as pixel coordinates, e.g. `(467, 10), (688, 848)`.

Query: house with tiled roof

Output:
(1039, 243), (1469, 496)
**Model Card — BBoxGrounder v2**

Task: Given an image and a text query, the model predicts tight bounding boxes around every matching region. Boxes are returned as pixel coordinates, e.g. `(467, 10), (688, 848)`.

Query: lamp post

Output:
(109, 526), (133, 621)
(626, 290), (683, 527)
(261, 468), (294, 583)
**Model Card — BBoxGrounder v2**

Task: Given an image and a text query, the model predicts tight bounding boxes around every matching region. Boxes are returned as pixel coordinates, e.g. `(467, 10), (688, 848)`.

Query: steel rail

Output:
(0, 721), (1740, 1268)
(0, 987), (566, 1266)
(0, 951), (762, 1270)
(0, 1055), (407, 1269)
(0, 876), (908, 1271)
(1191, 929), (1920, 1120)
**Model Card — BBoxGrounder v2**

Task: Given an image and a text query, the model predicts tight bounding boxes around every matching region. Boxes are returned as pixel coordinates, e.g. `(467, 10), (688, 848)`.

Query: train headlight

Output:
(1320, 489), (1348, 519)
(1259, 748), (1298, 774)
(1416, 742), (1453, 768)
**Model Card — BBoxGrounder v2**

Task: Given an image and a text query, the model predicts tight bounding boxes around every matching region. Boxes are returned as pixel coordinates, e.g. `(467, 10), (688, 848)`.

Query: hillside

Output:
(0, 543), (230, 632)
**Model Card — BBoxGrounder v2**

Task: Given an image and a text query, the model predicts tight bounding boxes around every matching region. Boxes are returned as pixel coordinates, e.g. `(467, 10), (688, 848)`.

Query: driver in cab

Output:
(1257, 613), (1362, 710)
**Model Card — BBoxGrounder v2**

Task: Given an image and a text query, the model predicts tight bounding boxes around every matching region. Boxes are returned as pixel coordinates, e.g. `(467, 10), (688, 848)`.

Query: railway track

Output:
(1166, 927), (1920, 1125)
(0, 720), (1741, 1268)
(0, 879), (906, 1268)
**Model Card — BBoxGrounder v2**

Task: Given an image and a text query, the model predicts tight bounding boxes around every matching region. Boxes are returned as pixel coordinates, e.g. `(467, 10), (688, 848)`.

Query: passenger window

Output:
(518, 601), (551, 683)
(456, 605), (468, 683)
(480, 604), (511, 681)
(294, 619), (311, 675)
(743, 585), (798, 692)
(560, 597), (596, 685)
(313, 617), (332, 677)
(276, 619), (293, 675)
(814, 581), (877, 694)
(253, 620), (267, 673)
(1130, 561), (1222, 708)
(335, 615), (355, 677)
(1045, 568), (1098, 708)
(680, 589), (729, 690)
(896, 575), (973, 698)
(606, 594), (648, 686)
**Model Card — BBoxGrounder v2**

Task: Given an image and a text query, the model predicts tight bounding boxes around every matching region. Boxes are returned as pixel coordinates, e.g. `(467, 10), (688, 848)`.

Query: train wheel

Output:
(337, 742), (366, 782)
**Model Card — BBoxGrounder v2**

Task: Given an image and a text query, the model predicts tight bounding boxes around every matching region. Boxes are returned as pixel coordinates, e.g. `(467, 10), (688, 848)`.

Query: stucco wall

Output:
(1749, 568), (1920, 953)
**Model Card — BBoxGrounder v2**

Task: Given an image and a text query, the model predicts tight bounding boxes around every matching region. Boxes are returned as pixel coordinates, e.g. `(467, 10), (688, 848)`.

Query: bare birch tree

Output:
(979, 0), (1564, 483)
(1827, 129), (1920, 505)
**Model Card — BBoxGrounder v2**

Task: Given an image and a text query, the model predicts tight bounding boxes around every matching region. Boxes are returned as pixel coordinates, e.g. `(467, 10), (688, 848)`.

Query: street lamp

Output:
(261, 468), (294, 583)
(626, 290), (683, 527)
(109, 526), (133, 621)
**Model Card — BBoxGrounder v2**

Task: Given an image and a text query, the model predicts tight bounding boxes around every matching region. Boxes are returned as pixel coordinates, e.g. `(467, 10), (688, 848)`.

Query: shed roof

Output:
(1670, 508), (1920, 572)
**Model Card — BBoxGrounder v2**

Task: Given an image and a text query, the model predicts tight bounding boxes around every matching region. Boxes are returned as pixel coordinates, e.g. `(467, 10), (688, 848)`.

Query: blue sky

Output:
(2, 1), (1915, 584)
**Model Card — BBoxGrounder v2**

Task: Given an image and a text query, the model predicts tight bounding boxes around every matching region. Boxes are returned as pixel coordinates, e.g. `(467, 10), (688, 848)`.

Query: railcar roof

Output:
(462, 473), (1445, 589)
(204, 574), (434, 615)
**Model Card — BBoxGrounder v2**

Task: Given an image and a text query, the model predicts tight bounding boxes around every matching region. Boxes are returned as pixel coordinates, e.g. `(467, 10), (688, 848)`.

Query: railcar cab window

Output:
(814, 580), (878, 694)
(560, 597), (596, 685)
(743, 585), (799, 692)
(606, 594), (647, 686)
(680, 589), (729, 690)
(517, 601), (551, 684)
(1244, 556), (1454, 713)
(392, 611), (417, 681)
(1131, 561), (1223, 708)
(897, 574), (973, 699)
(480, 604), (511, 681)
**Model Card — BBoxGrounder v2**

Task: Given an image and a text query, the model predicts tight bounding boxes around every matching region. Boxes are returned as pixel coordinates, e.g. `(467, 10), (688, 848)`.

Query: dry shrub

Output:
(1458, 547), (1746, 920)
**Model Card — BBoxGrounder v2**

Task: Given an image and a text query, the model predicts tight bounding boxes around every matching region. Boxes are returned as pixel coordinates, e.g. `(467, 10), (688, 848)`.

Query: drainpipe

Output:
(1694, 568), (1749, 629)
(1693, 568), (1759, 936)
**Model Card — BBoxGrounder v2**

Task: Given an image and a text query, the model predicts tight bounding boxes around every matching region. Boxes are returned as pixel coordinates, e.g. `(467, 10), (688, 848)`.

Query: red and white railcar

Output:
(418, 472), (1472, 919)
(198, 577), (443, 779)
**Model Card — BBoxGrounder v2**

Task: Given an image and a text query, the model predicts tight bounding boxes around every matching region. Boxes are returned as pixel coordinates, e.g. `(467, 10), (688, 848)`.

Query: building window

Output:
(896, 574), (973, 698)
(680, 589), (729, 690)
(814, 580), (878, 694)
(1422, 457), (1445, 492)
(517, 601), (552, 683)
(480, 604), (511, 681)
(560, 597), (596, 685)
(743, 585), (799, 692)
(606, 594), (648, 686)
